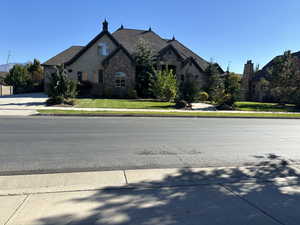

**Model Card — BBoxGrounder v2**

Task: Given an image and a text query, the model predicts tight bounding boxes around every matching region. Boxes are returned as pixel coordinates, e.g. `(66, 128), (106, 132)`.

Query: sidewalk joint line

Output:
(4, 194), (30, 225)
(221, 184), (286, 225)
(123, 170), (128, 184)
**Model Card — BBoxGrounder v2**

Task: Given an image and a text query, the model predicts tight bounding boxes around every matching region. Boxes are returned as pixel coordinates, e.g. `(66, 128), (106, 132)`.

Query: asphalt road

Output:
(1, 116), (300, 175)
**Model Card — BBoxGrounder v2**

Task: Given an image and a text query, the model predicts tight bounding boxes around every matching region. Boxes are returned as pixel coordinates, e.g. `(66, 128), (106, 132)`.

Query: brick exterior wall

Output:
(103, 49), (135, 97)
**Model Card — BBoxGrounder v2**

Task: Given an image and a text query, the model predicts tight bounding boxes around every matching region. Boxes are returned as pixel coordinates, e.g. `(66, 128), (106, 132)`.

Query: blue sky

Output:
(0, 0), (299, 73)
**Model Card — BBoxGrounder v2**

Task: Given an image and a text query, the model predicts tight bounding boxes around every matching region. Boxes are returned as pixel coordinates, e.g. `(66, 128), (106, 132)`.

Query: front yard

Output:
(75, 99), (175, 109)
(235, 102), (299, 112)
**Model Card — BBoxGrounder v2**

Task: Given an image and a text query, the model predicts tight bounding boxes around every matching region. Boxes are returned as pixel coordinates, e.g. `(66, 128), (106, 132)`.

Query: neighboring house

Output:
(43, 20), (222, 97)
(0, 72), (8, 85)
(241, 51), (300, 101)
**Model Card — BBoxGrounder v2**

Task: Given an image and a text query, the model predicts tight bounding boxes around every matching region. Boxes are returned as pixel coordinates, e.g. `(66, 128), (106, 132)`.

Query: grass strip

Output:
(37, 109), (300, 119)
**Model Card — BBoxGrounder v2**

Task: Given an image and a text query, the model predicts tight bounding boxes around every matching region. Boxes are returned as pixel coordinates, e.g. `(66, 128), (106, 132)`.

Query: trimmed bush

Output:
(199, 91), (209, 102)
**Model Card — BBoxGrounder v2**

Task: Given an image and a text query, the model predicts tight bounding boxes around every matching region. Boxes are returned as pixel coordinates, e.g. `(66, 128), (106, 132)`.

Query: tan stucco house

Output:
(43, 20), (218, 97)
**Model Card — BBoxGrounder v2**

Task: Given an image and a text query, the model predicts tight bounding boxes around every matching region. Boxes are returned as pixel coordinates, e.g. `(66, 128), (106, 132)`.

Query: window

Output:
(115, 78), (125, 88)
(98, 43), (109, 56)
(77, 72), (83, 82)
(98, 70), (104, 84)
(115, 72), (126, 88)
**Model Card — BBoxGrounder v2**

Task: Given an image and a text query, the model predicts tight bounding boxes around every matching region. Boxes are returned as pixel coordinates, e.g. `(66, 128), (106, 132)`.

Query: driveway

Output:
(0, 93), (47, 116)
(0, 93), (47, 109)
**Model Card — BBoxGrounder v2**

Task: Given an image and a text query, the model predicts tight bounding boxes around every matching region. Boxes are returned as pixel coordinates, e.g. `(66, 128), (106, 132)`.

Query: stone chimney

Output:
(243, 60), (254, 77)
(241, 60), (254, 100)
(102, 19), (108, 31)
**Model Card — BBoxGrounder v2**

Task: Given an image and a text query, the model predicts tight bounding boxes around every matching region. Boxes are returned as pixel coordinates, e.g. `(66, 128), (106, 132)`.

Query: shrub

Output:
(127, 88), (138, 99)
(78, 80), (93, 96)
(46, 65), (77, 105)
(198, 91), (209, 102)
(175, 99), (189, 109)
(152, 68), (178, 102)
(179, 79), (199, 103)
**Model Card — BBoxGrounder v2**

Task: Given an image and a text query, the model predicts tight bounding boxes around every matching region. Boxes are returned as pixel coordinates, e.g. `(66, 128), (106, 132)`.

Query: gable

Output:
(65, 33), (119, 73)
(65, 31), (120, 66)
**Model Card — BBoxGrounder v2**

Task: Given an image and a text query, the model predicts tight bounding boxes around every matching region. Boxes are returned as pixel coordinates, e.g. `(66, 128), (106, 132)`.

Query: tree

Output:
(152, 68), (178, 102)
(179, 79), (200, 103)
(134, 38), (155, 98)
(28, 59), (44, 83)
(268, 51), (299, 105)
(224, 72), (241, 104)
(205, 63), (224, 103)
(46, 65), (77, 105)
(4, 64), (32, 93)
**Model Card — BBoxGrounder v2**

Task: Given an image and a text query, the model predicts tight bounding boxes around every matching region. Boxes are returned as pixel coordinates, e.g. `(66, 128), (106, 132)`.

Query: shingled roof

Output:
(113, 28), (210, 71)
(254, 50), (300, 81)
(43, 26), (211, 71)
(43, 46), (83, 66)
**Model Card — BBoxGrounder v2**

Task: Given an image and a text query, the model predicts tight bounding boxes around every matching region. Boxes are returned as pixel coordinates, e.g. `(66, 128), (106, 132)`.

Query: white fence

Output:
(0, 85), (13, 96)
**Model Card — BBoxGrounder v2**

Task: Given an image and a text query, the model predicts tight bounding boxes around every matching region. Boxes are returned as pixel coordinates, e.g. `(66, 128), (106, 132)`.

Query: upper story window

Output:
(98, 43), (109, 56)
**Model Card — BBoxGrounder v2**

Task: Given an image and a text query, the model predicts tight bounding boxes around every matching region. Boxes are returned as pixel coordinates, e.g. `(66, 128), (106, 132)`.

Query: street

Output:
(1, 116), (300, 174)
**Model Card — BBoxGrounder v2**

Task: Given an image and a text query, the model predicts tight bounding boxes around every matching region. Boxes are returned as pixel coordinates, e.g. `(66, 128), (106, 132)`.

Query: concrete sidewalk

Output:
(2, 164), (300, 225)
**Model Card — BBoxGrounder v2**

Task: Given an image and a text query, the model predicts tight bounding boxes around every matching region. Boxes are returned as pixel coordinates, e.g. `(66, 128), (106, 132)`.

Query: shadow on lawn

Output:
(38, 154), (300, 225)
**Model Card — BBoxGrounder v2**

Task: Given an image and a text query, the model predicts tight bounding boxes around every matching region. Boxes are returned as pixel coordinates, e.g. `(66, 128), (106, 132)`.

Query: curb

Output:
(36, 113), (300, 120)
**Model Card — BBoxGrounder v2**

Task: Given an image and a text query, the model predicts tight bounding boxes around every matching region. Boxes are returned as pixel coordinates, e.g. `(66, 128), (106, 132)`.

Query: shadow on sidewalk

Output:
(37, 154), (300, 225)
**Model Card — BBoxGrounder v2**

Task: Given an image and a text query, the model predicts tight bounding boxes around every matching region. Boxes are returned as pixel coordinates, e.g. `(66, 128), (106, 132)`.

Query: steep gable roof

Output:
(42, 46), (83, 66)
(112, 28), (211, 71)
(112, 28), (167, 55)
(43, 25), (213, 72)
(168, 40), (210, 71)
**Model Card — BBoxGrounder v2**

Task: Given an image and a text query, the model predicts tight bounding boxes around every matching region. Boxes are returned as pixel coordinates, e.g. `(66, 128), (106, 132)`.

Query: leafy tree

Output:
(134, 38), (155, 98)
(152, 68), (178, 102)
(4, 64), (32, 93)
(28, 59), (43, 82)
(46, 65), (77, 105)
(267, 51), (299, 105)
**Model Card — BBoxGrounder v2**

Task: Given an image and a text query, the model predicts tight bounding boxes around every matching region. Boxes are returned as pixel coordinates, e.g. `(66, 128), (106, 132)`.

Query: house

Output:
(43, 20), (220, 97)
(241, 51), (300, 101)
(0, 72), (8, 85)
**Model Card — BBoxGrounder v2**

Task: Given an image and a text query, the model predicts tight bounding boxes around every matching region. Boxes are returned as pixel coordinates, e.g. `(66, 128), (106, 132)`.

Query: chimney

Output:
(243, 60), (254, 78)
(102, 19), (108, 31)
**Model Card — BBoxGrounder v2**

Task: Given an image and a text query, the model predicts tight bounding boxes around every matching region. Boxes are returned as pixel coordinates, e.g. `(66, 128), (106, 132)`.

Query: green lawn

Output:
(75, 99), (175, 109)
(38, 109), (300, 119)
(235, 101), (299, 112)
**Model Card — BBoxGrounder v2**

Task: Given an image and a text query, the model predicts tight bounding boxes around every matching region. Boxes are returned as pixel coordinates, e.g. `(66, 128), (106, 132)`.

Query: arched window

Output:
(115, 72), (126, 88)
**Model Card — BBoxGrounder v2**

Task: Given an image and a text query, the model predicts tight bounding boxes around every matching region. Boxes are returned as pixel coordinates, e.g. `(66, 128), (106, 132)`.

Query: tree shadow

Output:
(36, 155), (300, 225)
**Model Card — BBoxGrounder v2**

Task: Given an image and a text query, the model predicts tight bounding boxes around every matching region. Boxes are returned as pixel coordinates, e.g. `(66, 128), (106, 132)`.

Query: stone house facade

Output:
(241, 51), (300, 102)
(43, 20), (218, 97)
